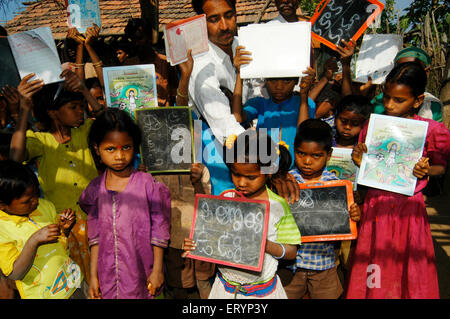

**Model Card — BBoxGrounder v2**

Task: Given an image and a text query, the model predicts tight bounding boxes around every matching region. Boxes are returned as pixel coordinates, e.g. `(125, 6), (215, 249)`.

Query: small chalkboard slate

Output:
(0, 37), (20, 90)
(310, 0), (384, 51)
(188, 191), (270, 272)
(289, 180), (357, 242)
(135, 107), (194, 173)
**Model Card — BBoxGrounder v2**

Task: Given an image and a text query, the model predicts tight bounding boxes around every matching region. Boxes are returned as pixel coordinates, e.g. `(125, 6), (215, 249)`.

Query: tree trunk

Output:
(139, 0), (159, 44)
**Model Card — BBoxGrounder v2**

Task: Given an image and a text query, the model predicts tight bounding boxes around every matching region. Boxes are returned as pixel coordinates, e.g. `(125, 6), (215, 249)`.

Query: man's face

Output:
(202, 0), (237, 50)
(274, 0), (299, 20)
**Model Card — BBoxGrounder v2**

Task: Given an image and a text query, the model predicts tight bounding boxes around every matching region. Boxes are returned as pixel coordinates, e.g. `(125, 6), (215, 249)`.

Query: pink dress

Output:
(345, 115), (450, 299)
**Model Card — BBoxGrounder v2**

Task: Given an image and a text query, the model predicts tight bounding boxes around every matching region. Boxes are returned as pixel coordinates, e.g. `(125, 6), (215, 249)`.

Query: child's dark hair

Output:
(0, 132), (12, 160)
(224, 129), (291, 175)
(85, 77), (102, 91)
(0, 160), (39, 205)
(384, 61), (427, 98)
(192, 0), (236, 14)
(32, 83), (85, 131)
(336, 94), (373, 120)
(88, 108), (141, 171)
(124, 18), (153, 41)
(294, 119), (333, 152)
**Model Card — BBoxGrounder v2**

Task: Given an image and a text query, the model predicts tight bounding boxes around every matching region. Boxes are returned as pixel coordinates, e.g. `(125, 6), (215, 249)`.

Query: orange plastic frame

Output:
(310, 0), (384, 51)
(187, 190), (270, 272)
(297, 179), (358, 243)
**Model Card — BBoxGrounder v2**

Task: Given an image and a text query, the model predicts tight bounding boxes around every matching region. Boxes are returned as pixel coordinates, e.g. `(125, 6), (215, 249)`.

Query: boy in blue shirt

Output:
(231, 45), (316, 170)
(278, 119), (361, 299)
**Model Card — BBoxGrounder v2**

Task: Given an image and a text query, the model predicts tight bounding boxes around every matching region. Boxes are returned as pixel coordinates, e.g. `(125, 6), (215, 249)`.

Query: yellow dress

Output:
(25, 118), (99, 282)
(0, 199), (83, 299)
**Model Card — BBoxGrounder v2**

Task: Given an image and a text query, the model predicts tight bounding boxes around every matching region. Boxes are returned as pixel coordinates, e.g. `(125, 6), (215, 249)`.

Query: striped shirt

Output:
(287, 168), (338, 271)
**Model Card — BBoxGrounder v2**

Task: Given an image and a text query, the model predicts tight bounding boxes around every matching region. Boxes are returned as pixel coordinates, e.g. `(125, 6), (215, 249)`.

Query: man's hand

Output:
(271, 173), (300, 204)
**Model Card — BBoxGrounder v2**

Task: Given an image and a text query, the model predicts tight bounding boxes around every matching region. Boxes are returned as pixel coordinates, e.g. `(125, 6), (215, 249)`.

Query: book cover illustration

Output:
(358, 114), (428, 196)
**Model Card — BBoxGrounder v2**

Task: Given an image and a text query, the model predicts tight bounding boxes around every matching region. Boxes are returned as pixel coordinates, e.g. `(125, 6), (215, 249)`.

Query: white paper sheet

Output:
(238, 22), (311, 79)
(354, 34), (403, 85)
(7, 27), (63, 85)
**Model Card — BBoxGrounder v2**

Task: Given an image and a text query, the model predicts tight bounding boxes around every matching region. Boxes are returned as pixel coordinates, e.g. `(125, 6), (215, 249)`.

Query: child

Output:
(347, 62), (450, 299)
(9, 70), (105, 283)
(334, 95), (373, 148)
(78, 108), (171, 299)
(0, 160), (85, 299)
(183, 130), (302, 299)
(278, 119), (361, 299)
(231, 46), (316, 170)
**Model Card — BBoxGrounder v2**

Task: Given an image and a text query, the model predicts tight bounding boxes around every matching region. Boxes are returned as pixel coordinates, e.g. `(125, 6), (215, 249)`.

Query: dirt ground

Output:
(425, 169), (450, 299)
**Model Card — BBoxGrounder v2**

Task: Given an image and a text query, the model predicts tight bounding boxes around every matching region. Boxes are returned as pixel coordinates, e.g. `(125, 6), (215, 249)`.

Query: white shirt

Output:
(189, 38), (264, 144)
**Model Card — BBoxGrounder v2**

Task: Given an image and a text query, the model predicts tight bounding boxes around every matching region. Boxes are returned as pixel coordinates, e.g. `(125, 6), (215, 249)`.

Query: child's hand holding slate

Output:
(349, 203), (361, 222)
(181, 238), (197, 258)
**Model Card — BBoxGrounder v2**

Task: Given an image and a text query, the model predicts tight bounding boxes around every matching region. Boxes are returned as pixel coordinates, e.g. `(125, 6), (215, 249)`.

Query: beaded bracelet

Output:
(273, 243), (286, 260)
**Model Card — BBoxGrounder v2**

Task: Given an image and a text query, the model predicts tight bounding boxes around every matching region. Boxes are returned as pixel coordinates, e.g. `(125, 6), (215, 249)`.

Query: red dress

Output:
(345, 115), (450, 299)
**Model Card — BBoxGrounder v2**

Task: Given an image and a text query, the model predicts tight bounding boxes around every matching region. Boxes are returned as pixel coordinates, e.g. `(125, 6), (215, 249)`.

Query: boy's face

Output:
(266, 78), (296, 103)
(0, 186), (39, 217)
(294, 141), (331, 181)
(335, 110), (365, 142)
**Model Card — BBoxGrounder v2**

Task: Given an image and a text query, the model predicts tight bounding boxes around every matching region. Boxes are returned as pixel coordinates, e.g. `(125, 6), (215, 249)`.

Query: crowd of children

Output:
(1, 0), (450, 300)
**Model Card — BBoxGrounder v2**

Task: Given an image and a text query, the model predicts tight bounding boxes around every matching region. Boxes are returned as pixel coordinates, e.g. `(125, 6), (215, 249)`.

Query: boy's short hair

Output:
(124, 18), (153, 41)
(294, 119), (333, 152)
(0, 160), (39, 205)
(0, 132), (12, 160)
(85, 77), (102, 90)
(336, 94), (373, 120)
(192, 0), (236, 14)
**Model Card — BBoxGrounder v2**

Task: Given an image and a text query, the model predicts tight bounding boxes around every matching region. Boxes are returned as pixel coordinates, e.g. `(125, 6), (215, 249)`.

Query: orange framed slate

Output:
(187, 190), (270, 272)
(310, 0), (384, 51)
(289, 180), (357, 243)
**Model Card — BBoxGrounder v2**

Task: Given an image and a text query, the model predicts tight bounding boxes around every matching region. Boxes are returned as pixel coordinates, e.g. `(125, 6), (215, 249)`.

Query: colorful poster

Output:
(7, 27), (63, 85)
(357, 114), (428, 196)
(103, 64), (158, 120)
(327, 147), (359, 190)
(66, 0), (102, 33)
(164, 14), (209, 66)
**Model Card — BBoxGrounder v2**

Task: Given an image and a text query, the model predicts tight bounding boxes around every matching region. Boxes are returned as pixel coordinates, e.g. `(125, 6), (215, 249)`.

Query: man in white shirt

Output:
(269, 0), (302, 24)
(189, 0), (299, 201)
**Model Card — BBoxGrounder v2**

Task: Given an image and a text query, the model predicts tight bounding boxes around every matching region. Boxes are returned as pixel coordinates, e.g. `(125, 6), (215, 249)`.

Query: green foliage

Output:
(299, 0), (322, 16)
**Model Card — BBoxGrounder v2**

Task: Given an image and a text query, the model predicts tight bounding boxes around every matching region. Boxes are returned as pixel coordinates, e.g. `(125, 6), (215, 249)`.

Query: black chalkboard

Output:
(0, 37), (20, 90)
(311, 0), (384, 50)
(289, 180), (357, 242)
(188, 192), (270, 271)
(135, 107), (193, 173)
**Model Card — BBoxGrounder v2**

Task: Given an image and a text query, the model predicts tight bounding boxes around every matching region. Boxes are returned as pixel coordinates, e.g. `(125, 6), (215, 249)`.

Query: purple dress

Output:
(79, 169), (171, 299)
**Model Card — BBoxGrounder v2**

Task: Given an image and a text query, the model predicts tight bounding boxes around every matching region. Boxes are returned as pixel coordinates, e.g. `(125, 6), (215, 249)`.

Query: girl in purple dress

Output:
(347, 62), (450, 298)
(79, 108), (171, 299)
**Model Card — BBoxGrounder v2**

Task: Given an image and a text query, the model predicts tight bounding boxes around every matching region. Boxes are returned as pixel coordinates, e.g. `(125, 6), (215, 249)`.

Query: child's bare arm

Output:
(84, 24), (104, 88)
(190, 163), (206, 194)
(298, 66), (315, 126)
(10, 74), (44, 163)
(231, 46), (252, 123)
(176, 49), (194, 106)
(336, 39), (355, 97)
(308, 58), (337, 101)
(147, 245), (165, 295)
(67, 27), (86, 81)
(8, 225), (60, 280)
(89, 244), (101, 299)
(265, 240), (297, 260)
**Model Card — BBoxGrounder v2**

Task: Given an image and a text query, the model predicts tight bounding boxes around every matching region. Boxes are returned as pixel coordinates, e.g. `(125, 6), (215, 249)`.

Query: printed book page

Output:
(7, 27), (63, 84)
(164, 14), (209, 66)
(327, 147), (359, 190)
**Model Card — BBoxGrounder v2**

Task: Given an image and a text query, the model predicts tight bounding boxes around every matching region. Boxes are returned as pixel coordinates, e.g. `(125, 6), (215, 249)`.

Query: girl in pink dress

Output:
(346, 62), (450, 299)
